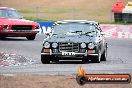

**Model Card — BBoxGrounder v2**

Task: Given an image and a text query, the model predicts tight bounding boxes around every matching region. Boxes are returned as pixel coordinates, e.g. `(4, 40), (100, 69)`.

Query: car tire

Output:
(52, 59), (59, 63)
(0, 36), (6, 39)
(26, 35), (36, 40)
(101, 47), (107, 61)
(82, 57), (88, 64)
(41, 55), (50, 64)
(93, 50), (101, 63)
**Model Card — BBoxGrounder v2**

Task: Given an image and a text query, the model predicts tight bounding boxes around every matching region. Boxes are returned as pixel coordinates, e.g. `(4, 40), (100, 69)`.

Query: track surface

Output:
(0, 34), (132, 75)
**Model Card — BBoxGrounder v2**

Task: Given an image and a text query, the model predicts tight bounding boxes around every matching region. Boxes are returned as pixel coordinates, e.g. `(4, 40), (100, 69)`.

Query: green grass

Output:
(25, 17), (56, 22)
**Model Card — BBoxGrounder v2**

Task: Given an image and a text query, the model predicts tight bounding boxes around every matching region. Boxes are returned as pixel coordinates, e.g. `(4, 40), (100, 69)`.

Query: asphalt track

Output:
(0, 34), (132, 75)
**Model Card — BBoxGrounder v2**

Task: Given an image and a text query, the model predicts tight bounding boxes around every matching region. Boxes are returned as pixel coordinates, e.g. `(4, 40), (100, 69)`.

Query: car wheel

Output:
(82, 57), (88, 63)
(101, 47), (107, 61)
(0, 36), (6, 39)
(41, 55), (50, 64)
(52, 59), (59, 63)
(93, 50), (101, 63)
(26, 35), (36, 40)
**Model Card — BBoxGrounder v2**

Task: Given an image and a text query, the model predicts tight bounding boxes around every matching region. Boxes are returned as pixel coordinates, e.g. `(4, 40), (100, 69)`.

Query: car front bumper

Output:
(41, 50), (98, 59)
(41, 52), (98, 56)
(0, 30), (39, 37)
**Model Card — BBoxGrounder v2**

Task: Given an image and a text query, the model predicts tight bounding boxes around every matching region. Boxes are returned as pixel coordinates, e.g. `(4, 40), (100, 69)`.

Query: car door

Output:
(96, 26), (104, 53)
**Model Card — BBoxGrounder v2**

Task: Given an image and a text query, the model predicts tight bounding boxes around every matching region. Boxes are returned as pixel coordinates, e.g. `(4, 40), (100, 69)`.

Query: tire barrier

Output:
(112, 0), (132, 23)
(101, 24), (132, 39)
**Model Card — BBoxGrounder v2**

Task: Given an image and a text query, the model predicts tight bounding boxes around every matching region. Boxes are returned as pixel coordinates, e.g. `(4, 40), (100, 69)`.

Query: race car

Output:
(41, 20), (107, 63)
(0, 7), (39, 40)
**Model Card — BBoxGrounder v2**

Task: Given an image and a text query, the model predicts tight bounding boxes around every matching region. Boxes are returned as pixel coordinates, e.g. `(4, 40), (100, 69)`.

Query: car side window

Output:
(96, 28), (101, 37)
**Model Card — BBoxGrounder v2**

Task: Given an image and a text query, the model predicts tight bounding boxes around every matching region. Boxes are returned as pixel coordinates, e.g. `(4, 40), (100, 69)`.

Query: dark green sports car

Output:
(41, 20), (107, 63)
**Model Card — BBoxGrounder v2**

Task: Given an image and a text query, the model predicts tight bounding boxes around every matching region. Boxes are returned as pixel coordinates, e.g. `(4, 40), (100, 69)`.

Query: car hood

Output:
(46, 35), (96, 43)
(0, 18), (38, 25)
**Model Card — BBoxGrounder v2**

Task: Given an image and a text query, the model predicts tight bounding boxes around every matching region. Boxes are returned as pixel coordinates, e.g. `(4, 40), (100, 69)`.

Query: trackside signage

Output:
(76, 66), (131, 85)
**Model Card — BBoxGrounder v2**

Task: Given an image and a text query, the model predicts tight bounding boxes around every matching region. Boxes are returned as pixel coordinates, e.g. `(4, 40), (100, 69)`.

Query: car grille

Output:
(59, 42), (79, 52)
(12, 25), (32, 30)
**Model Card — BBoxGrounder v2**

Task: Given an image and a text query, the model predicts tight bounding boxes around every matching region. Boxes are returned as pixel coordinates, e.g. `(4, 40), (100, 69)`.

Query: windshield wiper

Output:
(84, 31), (95, 34)
(52, 34), (57, 35)
(71, 31), (82, 33)
(81, 31), (95, 36)
(84, 32), (91, 35)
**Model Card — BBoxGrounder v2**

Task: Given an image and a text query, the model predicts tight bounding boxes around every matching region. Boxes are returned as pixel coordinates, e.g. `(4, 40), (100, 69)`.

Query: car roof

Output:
(0, 7), (16, 10)
(56, 20), (99, 25)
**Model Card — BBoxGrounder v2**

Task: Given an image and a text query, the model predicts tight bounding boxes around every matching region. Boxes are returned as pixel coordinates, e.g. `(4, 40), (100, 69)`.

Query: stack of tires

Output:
(114, 13), (123, 22)
(112, 0), (132, 23)
(122, 2), (132, 23)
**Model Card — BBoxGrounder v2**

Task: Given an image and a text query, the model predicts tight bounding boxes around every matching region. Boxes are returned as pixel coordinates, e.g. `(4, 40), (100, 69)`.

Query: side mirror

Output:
(101, 32), (105, 36)
(45, 33), (50, 36)
(45, 32), (53, 38)
(19, 16), (23, 19)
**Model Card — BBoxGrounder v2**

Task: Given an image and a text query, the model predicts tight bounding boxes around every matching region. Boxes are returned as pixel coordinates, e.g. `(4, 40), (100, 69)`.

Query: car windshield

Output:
(0, 9), (22, 19)
(53, 23), (96, 36)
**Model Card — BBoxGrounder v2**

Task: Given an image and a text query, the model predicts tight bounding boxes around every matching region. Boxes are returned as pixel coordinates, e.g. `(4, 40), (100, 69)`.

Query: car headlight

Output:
(44, 42), (50, 48)
(52, 42), (58, 48)
(88, 43), (95, 49)
(80, 43), (86, 48)
(3, 24), (8, 29)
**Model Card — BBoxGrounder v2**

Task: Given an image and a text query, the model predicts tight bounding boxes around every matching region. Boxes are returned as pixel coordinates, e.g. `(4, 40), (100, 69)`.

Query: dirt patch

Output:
(0, 75), (131, 88)
(0, 52), (36, 66)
